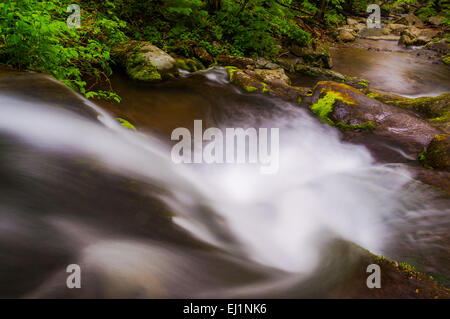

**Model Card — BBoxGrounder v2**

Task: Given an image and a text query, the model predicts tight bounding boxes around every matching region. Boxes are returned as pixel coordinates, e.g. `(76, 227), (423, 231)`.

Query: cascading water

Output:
(0, 68), (448, 298)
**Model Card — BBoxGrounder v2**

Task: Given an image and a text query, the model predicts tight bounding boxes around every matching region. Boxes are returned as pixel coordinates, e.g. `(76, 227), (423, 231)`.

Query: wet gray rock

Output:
(254, 57), (280, 70)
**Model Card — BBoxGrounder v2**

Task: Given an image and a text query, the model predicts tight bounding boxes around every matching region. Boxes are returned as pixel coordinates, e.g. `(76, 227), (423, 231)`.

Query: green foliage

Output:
(116, 117), (136, 131)
(324, 0), (345, 27)
(0, 0), (127, 99)
(89, 0), (311, 58)
(86, 91), (121, 102)
(416, 4), (437, 20)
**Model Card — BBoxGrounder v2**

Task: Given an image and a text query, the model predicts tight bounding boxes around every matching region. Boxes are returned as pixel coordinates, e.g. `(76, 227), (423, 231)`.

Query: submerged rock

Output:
(112, 41), (179, 82)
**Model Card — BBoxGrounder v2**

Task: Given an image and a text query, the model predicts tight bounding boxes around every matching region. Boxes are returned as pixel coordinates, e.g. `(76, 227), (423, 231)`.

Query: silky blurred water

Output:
(0, 68), (448, 297)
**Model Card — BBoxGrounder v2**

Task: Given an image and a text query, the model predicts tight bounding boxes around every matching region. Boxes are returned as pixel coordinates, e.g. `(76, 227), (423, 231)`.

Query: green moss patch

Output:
(244, 85), (257, 93)
(117, 118), (137, 131)
(310, 92), (340, 125)
(126, 56), (161, 82)
(224, 66), (239, 81)
(310, 91), (376, 130)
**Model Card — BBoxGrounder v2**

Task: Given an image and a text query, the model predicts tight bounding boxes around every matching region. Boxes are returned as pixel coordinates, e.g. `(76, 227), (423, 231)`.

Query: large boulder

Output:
(112, 41), (178, 81)
(308, 81), (440, 155)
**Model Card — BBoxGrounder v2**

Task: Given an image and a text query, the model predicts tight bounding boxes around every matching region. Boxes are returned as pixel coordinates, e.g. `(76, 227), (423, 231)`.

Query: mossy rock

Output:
(112, 41), (179, 82)
(443, 56), (450, 65)
(390, 93), (450, 119)
(126, 56), (162, 82)
(387, 94), (450, 133)
(175, 57), (205, 72)
(309, 81), (439, 148)
(294, 64), (367, 89)
(226, 67), (308, 102)
(226, 67), (266, 94)
(216, 55), (255, 69)
(290, 45), (333, 69)
(309, 90), (375, 130)
(420, 134), (450, 171)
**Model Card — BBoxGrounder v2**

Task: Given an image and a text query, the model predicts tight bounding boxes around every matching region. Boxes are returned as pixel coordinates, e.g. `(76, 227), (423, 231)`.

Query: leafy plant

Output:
(0, 0), (127, 99)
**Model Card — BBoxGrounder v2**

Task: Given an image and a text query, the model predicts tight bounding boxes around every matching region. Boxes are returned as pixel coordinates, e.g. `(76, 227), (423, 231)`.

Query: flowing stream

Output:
(0, 48), (449, 297)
